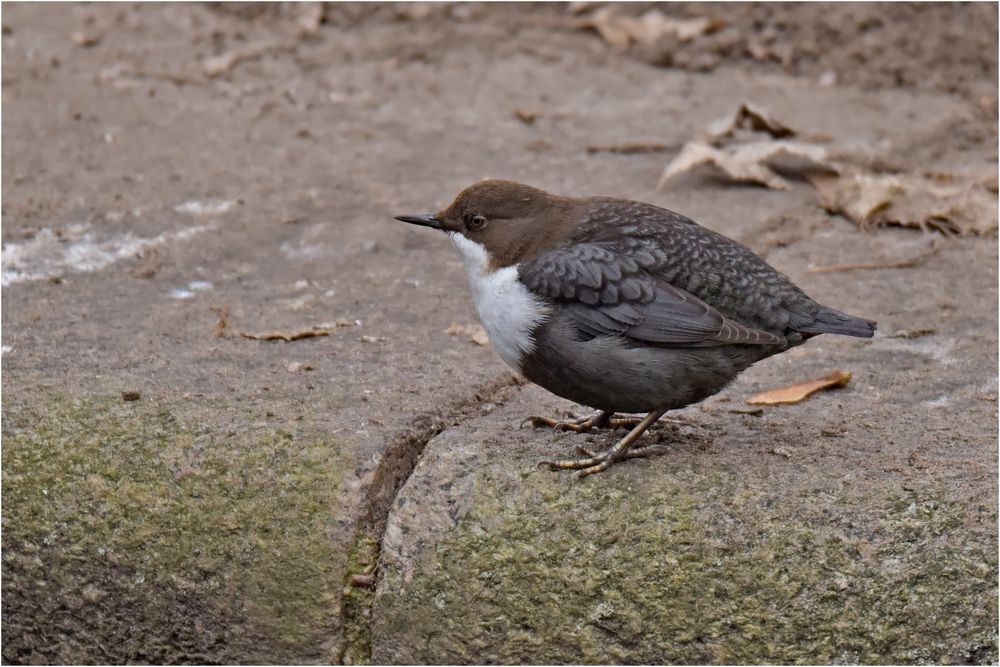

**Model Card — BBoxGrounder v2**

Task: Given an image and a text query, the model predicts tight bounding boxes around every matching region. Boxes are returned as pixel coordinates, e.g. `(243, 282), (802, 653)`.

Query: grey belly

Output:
(521, 314), (782, 414)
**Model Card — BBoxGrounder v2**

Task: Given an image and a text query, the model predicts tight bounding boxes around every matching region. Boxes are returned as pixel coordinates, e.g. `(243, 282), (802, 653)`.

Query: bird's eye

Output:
(465, 213), (487, 231)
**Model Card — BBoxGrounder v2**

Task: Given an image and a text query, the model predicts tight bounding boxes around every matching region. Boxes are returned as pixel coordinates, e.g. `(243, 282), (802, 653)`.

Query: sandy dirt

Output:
(2, 2), (997, 664)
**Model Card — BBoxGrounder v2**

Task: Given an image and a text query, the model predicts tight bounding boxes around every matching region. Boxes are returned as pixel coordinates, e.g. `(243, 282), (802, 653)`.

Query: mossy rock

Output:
(373, 464), (998, 664)
(2, 391), (351, 664)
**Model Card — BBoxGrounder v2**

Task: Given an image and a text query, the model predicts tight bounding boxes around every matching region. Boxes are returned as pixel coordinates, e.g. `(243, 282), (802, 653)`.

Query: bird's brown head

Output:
(395, 180), (575, 268)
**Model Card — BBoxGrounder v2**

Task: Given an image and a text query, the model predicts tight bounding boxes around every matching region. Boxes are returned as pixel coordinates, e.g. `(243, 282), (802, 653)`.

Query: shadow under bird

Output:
(396, 180), (876, 478)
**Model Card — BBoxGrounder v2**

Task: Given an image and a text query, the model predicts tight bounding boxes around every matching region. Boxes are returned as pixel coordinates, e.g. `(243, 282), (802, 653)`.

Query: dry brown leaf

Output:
(445, 321), (489, 346)
(659, 101), (994, 236)
(658, 140), (832, 191)
(704, 102), (796, 140)
(810, 171), (998, 235)
(240, 319), (355, 342)
(579, 9), (721, 50)
(240, 327), (330, 342)
(746, 370), (852, 406)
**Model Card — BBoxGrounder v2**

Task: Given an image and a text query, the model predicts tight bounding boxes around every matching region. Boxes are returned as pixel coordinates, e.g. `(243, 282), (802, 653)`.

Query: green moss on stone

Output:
(373, 468), (998, 664)
(2, 392), (349, 664)
(339, 532), (381, 665)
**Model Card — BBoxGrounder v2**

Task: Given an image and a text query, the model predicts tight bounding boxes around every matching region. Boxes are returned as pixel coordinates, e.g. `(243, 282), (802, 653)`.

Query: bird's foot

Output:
(522, 409), (613, 433)
(539, 443), (670, 478)
(538, 403), (673, 478)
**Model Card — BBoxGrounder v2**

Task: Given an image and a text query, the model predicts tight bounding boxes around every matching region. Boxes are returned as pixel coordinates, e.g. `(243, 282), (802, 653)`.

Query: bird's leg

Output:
(539, 403), (671, 478)
(522, 409), (614, 433)
(533, 414), (691, 433)
(607, 415), (706, 432)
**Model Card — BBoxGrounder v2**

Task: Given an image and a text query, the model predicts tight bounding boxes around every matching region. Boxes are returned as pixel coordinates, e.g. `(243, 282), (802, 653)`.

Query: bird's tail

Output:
(798, 305), (877, 338)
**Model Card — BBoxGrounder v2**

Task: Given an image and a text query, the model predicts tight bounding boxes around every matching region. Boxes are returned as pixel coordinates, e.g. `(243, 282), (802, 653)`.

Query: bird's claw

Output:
(607, 417), (644, 430)
(523, 414), (587, 432)
(539, 444), (670, 478)
(522, 410), (613, 433)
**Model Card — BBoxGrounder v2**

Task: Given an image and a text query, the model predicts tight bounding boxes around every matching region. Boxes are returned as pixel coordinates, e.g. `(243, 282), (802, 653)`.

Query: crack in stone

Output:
(333, 371), (524, 663)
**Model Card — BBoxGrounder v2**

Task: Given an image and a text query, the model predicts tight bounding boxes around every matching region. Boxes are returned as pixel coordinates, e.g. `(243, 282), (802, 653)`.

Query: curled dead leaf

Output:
(747, 370), (852, 406)
(240, 327), (331, 342)
(810, 171), (998, 235)
(658, 140), (832, 191)
(704, 102), (796, 140)
(239, 319), (356, 342)
(659, 102), (993, 236)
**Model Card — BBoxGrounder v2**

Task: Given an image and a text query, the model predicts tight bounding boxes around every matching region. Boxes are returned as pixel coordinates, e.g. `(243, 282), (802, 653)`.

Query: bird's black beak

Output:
(394, 213), (442, 230)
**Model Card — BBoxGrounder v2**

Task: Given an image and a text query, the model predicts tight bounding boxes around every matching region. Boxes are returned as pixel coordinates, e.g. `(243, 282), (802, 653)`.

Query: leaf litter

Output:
(658, 140), (834, 191)
(747, 370), (853, 406)
(658, 102), (998, 236)
(809, 169), (998, 235)
(702, 102), (797, 141)
(239, 319), (358, 342)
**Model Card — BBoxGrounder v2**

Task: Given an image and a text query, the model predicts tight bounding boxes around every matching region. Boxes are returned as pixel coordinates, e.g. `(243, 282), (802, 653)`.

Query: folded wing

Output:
(519, 242), (784, 347)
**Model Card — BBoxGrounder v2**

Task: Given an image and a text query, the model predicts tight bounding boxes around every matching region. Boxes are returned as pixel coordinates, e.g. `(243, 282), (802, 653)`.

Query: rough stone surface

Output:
(2, 3), (997, 664)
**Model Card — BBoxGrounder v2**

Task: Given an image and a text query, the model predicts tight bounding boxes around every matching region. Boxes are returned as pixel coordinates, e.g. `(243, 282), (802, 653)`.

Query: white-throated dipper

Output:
(396, 180), (876, 477)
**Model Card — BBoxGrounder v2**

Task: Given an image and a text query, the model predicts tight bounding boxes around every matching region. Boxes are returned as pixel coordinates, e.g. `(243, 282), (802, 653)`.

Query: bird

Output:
(395, 180), (876, 478)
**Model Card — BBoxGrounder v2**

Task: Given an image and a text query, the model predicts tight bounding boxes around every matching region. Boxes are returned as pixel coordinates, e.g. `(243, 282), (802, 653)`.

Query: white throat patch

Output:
(450, 233), (548, 372)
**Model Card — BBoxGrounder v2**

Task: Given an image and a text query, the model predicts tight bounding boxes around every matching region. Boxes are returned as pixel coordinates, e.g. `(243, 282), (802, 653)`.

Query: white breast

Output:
(450, 233), (548, 373)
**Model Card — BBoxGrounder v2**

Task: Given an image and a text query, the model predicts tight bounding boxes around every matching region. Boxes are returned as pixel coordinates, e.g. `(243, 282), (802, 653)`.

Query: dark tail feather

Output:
(798, 306), (877, 338)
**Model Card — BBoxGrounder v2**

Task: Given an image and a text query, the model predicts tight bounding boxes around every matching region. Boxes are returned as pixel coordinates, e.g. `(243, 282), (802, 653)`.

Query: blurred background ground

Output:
(2, 2), (997, 664)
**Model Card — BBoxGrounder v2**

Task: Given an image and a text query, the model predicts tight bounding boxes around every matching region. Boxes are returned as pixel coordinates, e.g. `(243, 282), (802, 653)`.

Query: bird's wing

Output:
(571, 200), (813, 334)
(518, 241), (784, 347)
